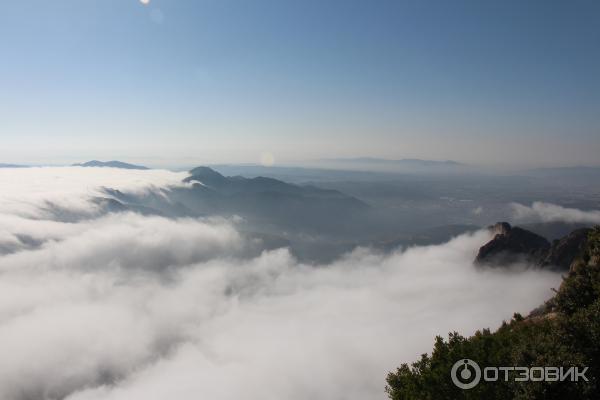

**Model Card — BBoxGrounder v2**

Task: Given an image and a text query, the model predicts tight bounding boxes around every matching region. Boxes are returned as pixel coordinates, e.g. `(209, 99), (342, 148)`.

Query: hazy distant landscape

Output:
(2, 0), (599, 399)
(0, 164), (567, 398)
(1, 161), (599, 398)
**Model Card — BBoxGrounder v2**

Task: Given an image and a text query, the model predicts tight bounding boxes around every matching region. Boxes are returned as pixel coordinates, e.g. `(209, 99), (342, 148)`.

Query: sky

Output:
(0, 0), (598, 167)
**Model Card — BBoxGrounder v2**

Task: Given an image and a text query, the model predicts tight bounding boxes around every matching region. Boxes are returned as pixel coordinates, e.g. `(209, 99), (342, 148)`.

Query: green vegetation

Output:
(386, 228), (600, 399)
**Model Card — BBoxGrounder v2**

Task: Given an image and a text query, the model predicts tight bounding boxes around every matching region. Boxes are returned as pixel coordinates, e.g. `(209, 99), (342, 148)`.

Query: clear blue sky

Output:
(1, 0), (598, 167)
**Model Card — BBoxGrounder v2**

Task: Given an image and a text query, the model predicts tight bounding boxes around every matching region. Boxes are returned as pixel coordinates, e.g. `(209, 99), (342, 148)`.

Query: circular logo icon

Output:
(451, 359), (481, 389)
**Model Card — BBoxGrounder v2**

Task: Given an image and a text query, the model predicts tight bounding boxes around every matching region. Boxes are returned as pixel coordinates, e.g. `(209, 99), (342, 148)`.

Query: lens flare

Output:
(259, 152), (275, 167)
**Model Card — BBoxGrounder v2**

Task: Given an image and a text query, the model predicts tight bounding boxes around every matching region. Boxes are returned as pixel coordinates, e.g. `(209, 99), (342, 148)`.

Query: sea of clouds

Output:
(511, 201), (600, 224)
(0, 167), (562, 400)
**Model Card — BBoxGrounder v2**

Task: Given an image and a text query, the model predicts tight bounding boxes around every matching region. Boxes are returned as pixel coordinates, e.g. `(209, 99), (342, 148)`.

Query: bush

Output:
(386, 228), (600, 399)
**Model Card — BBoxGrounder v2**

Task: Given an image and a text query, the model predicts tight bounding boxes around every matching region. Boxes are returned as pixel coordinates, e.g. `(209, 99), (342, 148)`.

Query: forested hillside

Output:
(386, 228), (600, 399)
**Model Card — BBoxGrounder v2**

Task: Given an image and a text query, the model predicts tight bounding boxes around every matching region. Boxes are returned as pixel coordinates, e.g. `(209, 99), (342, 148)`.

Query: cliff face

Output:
(542, 228), (591, 271)
(475, 222), (551, 266)
(475, 222), (591, 271)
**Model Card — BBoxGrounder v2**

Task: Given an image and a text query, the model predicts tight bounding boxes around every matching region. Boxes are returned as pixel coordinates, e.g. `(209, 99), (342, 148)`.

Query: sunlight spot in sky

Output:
(259, 152), (275, 167)
(140, 0), (150, 5)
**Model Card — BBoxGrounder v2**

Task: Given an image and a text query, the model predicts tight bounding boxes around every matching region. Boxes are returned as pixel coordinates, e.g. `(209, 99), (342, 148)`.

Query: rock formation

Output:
(475, 222), (591, 271)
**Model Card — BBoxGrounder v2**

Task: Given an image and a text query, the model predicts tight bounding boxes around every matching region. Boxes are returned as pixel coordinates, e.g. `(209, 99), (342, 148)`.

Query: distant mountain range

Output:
(102, 166), (369, 243)
(312, 157), (471, 174)
(183, 167), (368, 200)
(180, 166), (369, 220)
(85, 166), (373, 262)
(73, 160), (149, 170)
(1, 160), (150, 170)
(0, 163), (29, 168)
(322, 157), (465, 166)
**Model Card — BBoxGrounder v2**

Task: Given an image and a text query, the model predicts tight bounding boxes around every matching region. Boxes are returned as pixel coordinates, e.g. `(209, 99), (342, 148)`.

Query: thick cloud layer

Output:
(511, 201), (600, 224)
(0, 167), (188, 218)
(0, 168), (562, 400)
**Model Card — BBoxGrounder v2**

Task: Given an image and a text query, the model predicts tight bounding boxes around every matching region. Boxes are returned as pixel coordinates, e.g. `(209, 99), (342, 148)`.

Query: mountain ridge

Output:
(475, 222), (591, 270)
(73, 160), (149, 170)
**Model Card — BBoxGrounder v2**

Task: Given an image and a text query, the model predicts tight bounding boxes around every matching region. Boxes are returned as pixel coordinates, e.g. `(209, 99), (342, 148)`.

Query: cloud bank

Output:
(511, 201), (600, 224)
(0, 168), (563, 400)
(0, 167), (188, 219)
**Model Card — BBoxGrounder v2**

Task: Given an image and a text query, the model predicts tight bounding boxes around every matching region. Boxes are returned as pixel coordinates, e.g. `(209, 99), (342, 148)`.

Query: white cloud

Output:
(0, 168), (563, 400)
(0, 167), (188, 219)
(511, 201), (600, 224)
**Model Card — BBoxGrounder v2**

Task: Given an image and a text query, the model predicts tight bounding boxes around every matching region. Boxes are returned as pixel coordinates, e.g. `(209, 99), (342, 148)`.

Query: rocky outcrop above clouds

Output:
(475, 222), (591, 270)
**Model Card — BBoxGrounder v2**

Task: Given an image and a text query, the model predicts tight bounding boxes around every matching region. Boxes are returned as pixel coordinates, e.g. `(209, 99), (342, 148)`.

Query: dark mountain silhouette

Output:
(184, 167), (367, 200)
(177, 167), (369, 233)
(475, 222), (550, 266)
(185, 166), (228, 187)
(104, 167), (370, 243)
(541, 228), (592, 270)
(475, 222), (591, 270)
(73, 160), (149, 170)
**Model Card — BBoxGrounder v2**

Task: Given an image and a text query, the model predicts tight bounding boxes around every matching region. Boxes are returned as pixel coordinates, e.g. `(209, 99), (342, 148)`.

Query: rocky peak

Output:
(184, 167), (227, 187)
(475, 222), (551, 266)
(490, 221), (511, 236)
(475, 222), (593, 271)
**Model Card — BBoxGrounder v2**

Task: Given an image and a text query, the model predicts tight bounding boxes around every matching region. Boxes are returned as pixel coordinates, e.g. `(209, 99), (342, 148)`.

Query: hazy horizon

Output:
(4, 156), (600, 172)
